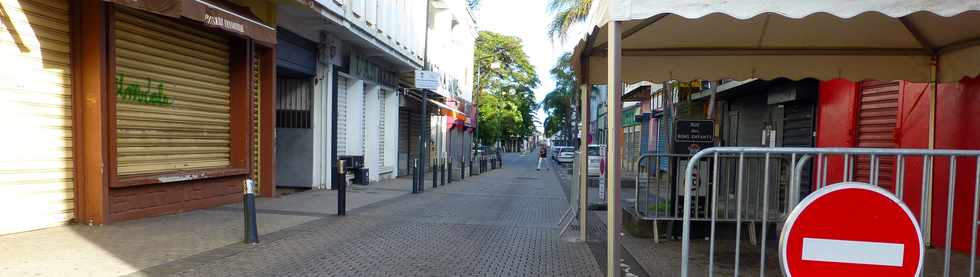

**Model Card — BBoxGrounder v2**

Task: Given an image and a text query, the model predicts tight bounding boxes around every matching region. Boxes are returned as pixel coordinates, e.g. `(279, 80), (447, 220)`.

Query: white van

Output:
(586, 144), (606, 176)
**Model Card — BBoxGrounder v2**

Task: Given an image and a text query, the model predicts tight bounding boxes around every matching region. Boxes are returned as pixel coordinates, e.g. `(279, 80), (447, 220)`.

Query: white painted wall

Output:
(312, 43), (333, 189)
(384, 89), (399, 177)
(363, 83), (381, 181)
(314, 0), (427, 65)
(426, 0), (477, 102)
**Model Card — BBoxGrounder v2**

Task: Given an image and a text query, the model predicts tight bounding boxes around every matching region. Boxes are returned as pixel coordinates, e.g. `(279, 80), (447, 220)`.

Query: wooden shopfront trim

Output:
(106, 5), (252, 189)
(76, 0), (112, 225)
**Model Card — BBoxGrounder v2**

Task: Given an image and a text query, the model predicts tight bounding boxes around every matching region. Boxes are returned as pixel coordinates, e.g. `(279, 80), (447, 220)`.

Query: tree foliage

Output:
(467, 0), (480, 10)
(542, 52), (577, 142)
(474, 31), (540, 146)
(547, 0), (592, 42)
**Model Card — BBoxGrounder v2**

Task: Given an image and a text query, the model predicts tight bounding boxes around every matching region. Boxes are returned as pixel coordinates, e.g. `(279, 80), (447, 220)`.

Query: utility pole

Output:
(417, 0), (432, 193)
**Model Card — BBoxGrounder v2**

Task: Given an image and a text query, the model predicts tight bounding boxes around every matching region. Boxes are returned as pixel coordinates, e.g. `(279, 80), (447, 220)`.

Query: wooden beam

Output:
(76, 0), (110, 225)
(259, 45), (277, 197)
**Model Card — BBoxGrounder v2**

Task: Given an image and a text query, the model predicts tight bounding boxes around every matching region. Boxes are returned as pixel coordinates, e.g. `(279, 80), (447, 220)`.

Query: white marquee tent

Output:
(569, 1), (980, 276)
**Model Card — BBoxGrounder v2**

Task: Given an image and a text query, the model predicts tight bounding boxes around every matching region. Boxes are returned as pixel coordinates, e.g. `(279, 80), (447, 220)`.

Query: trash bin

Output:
(353, 168), (369, 185)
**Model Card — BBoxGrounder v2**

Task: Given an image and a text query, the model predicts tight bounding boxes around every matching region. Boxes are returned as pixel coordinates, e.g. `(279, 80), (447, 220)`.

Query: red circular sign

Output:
(779, 182), (923, 277)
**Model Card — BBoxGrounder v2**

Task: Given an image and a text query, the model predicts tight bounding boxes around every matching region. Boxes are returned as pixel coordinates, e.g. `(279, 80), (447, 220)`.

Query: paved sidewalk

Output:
(1, 154), (600, 276)
(0, 177), (413, 277)
(148, 153), (600, 276)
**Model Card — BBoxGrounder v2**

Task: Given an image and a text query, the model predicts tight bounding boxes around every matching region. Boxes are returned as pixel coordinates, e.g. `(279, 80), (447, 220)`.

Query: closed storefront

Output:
(0, 0), (74, 234)
(398, 96), (422, 177)
(273, 28), (316, 188)
(103, 1), (275, 222)
(114, 8), (232, 176)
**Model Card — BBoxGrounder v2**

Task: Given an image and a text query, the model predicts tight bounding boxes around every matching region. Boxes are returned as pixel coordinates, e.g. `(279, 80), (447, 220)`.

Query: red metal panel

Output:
(814, 79), (858, 190)
(931, 77), (980, 253)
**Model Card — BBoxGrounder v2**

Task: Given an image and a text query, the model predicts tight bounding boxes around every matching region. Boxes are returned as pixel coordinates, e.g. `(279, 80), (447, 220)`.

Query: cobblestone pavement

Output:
(138, 153), (602, 277)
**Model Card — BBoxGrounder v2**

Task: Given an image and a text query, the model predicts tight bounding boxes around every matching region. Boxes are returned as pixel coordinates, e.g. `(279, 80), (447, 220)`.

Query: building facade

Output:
(397, 0), (476, 179)
(273, 0), (425, 192)
(0, 0), (475, 235)
(0, 0), (279, 234)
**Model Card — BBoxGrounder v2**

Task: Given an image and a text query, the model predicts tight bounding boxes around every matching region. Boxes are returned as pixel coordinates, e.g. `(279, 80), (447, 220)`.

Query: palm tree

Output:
(547, 0), (593, 42)
(542, 53), (577, 144)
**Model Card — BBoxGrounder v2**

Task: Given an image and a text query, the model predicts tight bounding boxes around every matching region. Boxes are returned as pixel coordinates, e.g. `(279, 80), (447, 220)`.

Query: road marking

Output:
(801, 238), (904, 267)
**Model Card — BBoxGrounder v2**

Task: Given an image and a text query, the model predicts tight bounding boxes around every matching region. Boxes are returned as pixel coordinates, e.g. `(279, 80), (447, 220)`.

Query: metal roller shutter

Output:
(336, 76), (348, 155)
(114, 8), (231, 176)
(378, 90), (387, 170)
(855, 80), (900, 190)
(0, 0), (74, 234)
(252, 50), (260, 182)
(398, 108), (410, 175)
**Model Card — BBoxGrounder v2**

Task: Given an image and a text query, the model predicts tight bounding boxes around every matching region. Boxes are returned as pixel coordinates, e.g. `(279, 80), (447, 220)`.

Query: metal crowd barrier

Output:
(663, 147), (980, 277)
(633, 153), (792, 224)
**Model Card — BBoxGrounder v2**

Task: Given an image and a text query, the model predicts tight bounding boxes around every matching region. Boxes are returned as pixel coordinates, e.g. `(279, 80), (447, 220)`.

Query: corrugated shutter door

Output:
(114, 8), (231, 176)
(656, 116), (668, 170)
(336, 76), (348, 155)
(398, 108), (410, 175)
(855, 81), (900, 190)
(378, 90), (386, 170)
(0, 0), (74, 234)
(251, 50), (260, 182)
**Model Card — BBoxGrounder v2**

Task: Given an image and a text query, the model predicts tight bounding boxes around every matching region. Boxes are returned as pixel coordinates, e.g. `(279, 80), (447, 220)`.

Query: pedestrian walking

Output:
(537, 145), (547, 171)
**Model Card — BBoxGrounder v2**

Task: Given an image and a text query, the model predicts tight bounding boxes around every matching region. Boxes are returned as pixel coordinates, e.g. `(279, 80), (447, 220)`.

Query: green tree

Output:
(467, 0), (480, 10)
(547, 0), (592, 42)
(542, 52), (576, 143)
(474, 31), (540, 147)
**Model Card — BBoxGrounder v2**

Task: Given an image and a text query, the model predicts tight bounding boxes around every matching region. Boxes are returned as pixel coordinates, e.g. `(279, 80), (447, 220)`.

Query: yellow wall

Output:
(231, 0), (278, 26)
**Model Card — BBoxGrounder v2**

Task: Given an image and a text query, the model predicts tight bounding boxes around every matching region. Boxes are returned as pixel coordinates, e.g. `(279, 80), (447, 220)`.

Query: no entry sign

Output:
(779, 182), (923, 277)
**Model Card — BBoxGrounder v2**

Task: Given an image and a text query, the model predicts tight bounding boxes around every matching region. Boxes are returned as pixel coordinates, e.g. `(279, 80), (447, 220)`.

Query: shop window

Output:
(276, 78), (312, 129)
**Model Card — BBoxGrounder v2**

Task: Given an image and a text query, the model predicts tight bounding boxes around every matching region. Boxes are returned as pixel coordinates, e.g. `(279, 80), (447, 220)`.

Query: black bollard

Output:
(337, 160), (347, 216)
(447, 160), (453, 183)
(243, 179), (259, 244)
(441, 161), (447, 186)
(412, 159), (419, 193)
(460, 160), (465, 180)
(432, 163), (437, 188)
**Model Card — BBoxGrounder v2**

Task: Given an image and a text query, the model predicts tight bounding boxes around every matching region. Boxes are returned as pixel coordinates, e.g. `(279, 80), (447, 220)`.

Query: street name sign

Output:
(673, 120), (714, 154)
(779, 182), (923, 277)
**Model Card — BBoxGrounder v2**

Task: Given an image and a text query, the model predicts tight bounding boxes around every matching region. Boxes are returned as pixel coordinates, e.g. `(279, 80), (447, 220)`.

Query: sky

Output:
(473, 0), (586, 135)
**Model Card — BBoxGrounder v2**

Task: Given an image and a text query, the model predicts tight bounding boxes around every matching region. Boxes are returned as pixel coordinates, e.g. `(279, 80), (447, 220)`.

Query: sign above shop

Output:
(104, 0), (276, 45)
(415, 70), (440, 90)
(673, 119), (714, 154)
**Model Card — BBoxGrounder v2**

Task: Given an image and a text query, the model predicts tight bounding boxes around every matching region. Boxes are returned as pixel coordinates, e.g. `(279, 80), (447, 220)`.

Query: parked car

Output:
(587, 144), (606, 176)
(551, 146), (570, 160)
(556, 148), (576, 163)
(474, 145), (491, 155)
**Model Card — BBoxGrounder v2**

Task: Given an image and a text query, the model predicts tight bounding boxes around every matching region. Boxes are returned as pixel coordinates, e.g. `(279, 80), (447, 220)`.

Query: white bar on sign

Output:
(801, 238), (904, 267)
